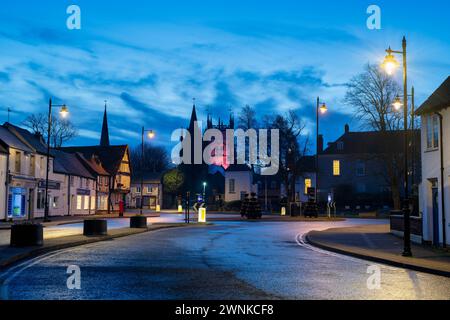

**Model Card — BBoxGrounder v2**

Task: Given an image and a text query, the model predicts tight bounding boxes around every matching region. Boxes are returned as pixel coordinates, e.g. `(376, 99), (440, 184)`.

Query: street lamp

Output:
(382, 36), (412, 257)
(140, 127), (155, 215)
(44, 98), (69, 222)
(202, 182), (207, 202)
(316, 97), (328, 205)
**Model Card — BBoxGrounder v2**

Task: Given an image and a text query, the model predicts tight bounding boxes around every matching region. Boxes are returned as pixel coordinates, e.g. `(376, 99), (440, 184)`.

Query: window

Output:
(14, 151), (21, 173)
(86, 179), (90, 188)
(333, 160), (341, 176)
(84, 195), (89, 210)
(76, 195), (82, 210)
(356, 183), (366, 193)
(426, 115), (439, 150)
(90, 196), (96, 210)
(30, 155), (35, 175)
(37, 190), (45, 209)
(356, 161), (366, 177)
(136, 186), (141, 193)
(52, 196), (59, 209)
(79, 178), (83, 188)
(229, 179), (235, 193)
(304, 178), (312, 195)
(337, 141), (344, 151)
(39, 157), (45, 177)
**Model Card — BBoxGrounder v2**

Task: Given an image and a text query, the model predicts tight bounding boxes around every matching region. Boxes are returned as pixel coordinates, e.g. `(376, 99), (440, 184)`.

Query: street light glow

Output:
(392, 96), (403, 111)
(59, 105), (69, 118)
(148, 130), (155, 139)
(381, 51), (399, 75)
(319, 103), (328, 114)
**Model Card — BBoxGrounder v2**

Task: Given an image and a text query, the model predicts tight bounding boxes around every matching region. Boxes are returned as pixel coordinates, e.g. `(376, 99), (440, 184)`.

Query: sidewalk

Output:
(0, 211), (161, 230)
(306, 224), (450, 277)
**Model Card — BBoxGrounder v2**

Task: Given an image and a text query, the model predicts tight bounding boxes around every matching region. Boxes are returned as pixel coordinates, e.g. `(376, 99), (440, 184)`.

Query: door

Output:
(432, 188), (440, 246)
(28, 189), (34, 220)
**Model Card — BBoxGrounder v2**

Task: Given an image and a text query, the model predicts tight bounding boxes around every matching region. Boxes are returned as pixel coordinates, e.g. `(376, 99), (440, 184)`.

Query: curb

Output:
(305, 232), (450, 278)
(0, 223), (207, 271)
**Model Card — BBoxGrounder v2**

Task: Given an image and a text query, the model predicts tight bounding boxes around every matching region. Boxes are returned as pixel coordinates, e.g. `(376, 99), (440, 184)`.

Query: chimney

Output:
(317, 134), (324, 153)
(344, 124), (350, 134)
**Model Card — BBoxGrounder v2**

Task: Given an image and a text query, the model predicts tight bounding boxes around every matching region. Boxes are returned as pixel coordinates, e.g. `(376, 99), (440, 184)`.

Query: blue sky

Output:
(0, 0), (449, 151)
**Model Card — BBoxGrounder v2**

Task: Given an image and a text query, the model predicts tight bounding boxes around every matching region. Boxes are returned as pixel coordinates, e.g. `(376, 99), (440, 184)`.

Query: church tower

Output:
(100, 102), (110, 147)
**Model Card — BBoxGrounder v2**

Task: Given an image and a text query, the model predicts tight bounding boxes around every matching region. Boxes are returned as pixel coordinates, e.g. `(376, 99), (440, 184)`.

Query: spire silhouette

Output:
(100, 101), (110, 146)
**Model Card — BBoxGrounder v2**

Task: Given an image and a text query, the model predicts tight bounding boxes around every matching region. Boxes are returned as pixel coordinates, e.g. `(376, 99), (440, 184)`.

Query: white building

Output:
(224, 164), (258, 202)
(128, 173), (163, 210)
(416, 76), (450, 247)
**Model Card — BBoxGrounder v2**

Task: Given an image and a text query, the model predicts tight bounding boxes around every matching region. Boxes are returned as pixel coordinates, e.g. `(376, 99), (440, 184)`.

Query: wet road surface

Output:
(1, 219), (449, 300)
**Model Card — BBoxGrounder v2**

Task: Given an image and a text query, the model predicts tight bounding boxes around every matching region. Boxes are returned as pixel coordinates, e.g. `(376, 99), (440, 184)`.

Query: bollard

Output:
(10, 223), (44, 247)
(178, 205), (183, 213)
(198, 207), (206, 223)
(130, 215), (148, 228)
(156, 205), (161, 212)
(83, 219), (107, 236)
(281, 207), (286, 216)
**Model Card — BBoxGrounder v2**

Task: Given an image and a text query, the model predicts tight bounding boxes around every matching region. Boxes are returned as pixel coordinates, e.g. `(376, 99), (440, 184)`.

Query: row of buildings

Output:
(0, 108), (132, 220)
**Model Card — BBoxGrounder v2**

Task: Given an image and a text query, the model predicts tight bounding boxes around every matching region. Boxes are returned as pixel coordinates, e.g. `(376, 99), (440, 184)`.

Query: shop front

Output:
(7, 176), (37, 220)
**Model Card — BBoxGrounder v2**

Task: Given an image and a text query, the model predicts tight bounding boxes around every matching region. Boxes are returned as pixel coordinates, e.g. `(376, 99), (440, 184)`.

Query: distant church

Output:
(179, 102), (235, 200)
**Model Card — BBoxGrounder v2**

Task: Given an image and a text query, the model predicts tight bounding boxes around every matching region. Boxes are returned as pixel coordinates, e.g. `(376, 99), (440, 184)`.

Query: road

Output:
(1, 218), (449, 300)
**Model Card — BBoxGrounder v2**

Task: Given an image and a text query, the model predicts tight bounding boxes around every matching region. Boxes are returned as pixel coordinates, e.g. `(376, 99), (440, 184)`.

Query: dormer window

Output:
(337, 141), (344, 151)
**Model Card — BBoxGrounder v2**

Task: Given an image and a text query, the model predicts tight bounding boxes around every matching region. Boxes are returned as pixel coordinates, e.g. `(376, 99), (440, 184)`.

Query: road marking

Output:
(0, 224), (194, 300)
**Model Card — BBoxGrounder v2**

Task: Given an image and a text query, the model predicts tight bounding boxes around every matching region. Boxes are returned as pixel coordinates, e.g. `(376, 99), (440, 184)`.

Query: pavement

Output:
(306, 224), (450, 277)
(2, 218), (449, 300)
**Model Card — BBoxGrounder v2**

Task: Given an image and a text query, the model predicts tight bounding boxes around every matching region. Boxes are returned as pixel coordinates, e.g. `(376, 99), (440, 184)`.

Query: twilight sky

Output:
(0, 0), (449, 152)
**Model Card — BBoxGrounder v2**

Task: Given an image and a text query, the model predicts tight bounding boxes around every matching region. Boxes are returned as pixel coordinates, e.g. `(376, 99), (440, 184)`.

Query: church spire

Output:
(188, 98), (198, 132)
(100, 101), (110, 146)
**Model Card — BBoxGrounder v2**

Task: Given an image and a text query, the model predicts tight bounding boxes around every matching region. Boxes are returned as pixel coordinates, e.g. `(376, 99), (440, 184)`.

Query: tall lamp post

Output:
(315, 97), (328, 205)
(202, 182), (207, 202)
(140, 128), (155, 215)
(44, 99), (69, 222)
(382, 36), (412, 257)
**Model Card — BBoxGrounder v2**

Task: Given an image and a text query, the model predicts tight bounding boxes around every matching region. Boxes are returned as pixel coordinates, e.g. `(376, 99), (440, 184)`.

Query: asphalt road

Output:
(1, 219), (450, 300)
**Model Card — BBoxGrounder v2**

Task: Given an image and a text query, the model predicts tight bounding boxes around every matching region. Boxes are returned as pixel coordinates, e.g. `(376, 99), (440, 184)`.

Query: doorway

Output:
(432, 187), (440, 246)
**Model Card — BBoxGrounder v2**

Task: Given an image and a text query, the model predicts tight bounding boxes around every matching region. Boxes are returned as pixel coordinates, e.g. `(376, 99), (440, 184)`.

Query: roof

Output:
(416, 76), (450, 115)
(225, 164), (253, 172)
(322, 130), (420, 155)
(131, 172), (163, 184)
(3, 122), (48, 154)
(0, 125), (34, 153)
(76, 153), (110, 177)
(51, 149), (95, 179)
(60, 145), (129, 175)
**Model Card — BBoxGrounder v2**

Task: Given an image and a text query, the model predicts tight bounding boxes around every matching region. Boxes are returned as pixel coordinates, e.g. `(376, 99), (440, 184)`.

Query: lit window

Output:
(90, 196), (96, 210)
(76, 196), (82, 210)
(84, 195), (89, 210)
(304, 179), (312, 194)
(333, 160), (341, 176)
(53, 196), (59, 208)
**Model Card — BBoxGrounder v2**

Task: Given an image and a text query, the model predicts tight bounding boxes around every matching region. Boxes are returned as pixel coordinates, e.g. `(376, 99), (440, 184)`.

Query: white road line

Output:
(0, 225), (192, 300)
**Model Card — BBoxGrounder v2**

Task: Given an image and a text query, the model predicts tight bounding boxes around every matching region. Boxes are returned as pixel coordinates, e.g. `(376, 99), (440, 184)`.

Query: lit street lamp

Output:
(140, 127), (155, 215)
(382, 36), (412, 257)
(316, 97), (328, 205)
(202, 182), (207, 202)
(44, 98), (69, 222)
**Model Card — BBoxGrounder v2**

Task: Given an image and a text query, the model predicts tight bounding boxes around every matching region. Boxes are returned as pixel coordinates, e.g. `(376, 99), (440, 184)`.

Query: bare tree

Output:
(238, 104), (258, 129)
(130, 144), (170, 176)
(22, 113), (78, 148)
(344, 64), (403, 209)
(266, 110), (310, 202)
